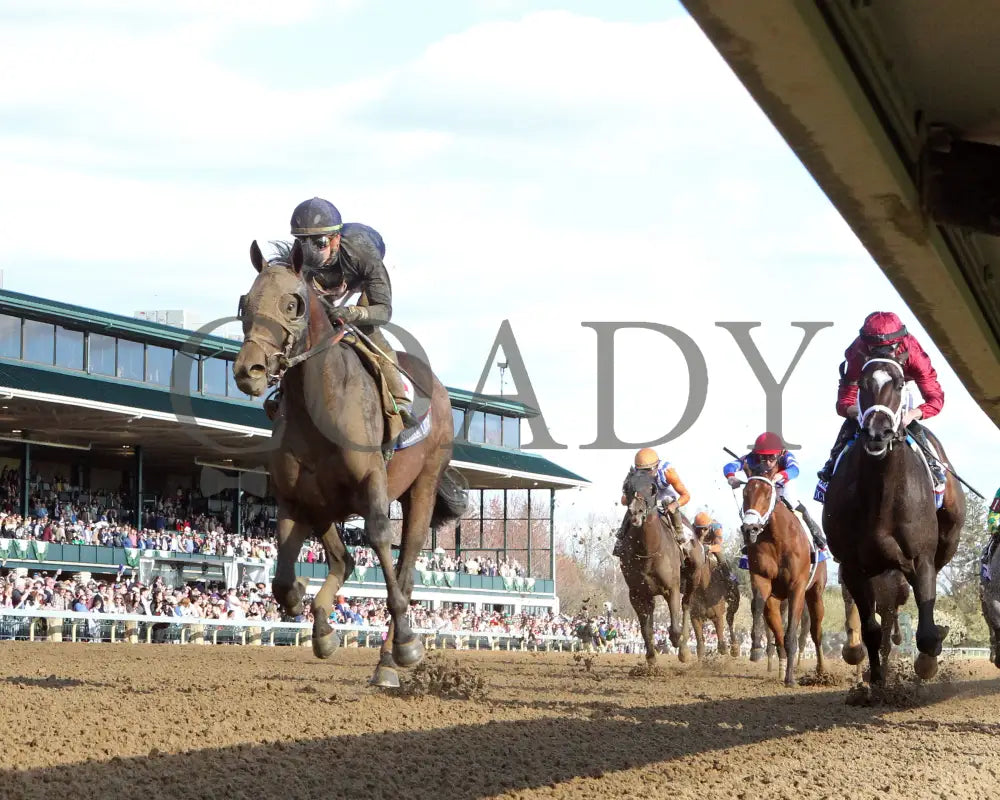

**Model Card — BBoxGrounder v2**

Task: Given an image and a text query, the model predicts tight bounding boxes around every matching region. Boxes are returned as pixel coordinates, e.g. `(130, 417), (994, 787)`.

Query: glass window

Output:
(502, 416), (520, 449)
(55, 327), (84, 370)
(89, 334), (115, 376)
(23, 320), (54, 364)
(172, 352), (200, 394)
(484, 413), (502, 446)
(452, 408), (465, 440)
(0, 315), (20, 358)
(203, 357), (227, 396)
(145, 345), (172, 386)
(467, 410), (485, 444)
(116, 339), (143, 381)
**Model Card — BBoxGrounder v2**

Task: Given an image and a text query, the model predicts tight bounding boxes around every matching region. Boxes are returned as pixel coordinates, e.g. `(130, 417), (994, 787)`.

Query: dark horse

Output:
(841, 572), (910, 678)
(620, 468), (692, 664)
(741, 472), (827, 686)
(232, 240), (468, 687)
(823, 355), (965, 684)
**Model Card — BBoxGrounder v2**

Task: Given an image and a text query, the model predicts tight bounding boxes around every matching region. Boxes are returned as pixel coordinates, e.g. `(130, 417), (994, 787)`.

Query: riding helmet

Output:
(290, 197), (343, 236)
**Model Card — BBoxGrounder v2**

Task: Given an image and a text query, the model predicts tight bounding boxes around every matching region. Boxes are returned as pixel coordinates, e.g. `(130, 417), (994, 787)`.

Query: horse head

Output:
(857, 354), (906, 458)
(740, 471), (777, 544)
(624, 467), (657, 529)
(233, 239), (313, 397)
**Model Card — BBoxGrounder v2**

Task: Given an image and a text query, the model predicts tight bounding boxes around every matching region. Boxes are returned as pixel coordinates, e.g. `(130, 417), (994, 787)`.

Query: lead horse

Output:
(823, 355), (965, 684)
(233, 240), (468, 687)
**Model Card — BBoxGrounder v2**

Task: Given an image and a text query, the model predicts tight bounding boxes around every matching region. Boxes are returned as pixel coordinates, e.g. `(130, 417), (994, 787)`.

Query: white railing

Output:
(0, 608), (583, 652)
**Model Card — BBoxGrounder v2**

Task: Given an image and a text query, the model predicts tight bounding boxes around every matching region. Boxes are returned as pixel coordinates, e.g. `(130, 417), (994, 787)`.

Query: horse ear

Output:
(290, 238), (304, 275)
(250, 240), (265, 273)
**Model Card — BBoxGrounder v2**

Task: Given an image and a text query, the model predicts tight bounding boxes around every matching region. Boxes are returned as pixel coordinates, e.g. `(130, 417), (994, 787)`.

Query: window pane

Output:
(467, 410), (485, 443)
(452, 408), (465, 439)
(204, 357), (227, 396)
(0, 315), (20, 358)
(172, 352), (200, 394)
(502, 416), (520, 449)
(23, 320), (54, 364)
(116, 339), (143, 381)
(145, 345), (172, 386)
(89, 334), (115, 376)
(55, 327), (84, 370)
(484, 413), (502, 446)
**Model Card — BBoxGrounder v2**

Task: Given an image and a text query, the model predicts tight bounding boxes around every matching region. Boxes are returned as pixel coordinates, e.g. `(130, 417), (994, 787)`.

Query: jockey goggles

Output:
(294, 233), (334, 249)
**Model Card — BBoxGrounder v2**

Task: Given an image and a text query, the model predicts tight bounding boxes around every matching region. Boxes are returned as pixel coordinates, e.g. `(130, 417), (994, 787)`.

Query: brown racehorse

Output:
(232, 240), (468, 687)
(620, 468), (691, 664)
(684, 531), (741, 659)
(741, 471), (827, 686)
(823, 355), (965, 684)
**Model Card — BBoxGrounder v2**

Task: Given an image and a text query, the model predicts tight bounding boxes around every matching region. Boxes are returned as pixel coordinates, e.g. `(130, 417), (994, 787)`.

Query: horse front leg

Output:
(271, 504), (311, 618)
(912, 557), (945, 679)
(841, 582), (865, 669)
(763, 594), (786, 681)
(310, 523), (356, 660)
(631, 588), (657, 665)
(841, 566), (883, 685)
(726, 588), (740, 658)
(690, 608), (704, 660)
(749, 585), (766, 662)
(807, 580), (826, 676)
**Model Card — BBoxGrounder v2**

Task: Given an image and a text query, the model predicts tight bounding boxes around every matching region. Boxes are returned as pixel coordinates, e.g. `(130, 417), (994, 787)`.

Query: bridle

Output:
(858, 357), (906, 446)
(741, 475), (777, 542)
(625, 473), (664, 559)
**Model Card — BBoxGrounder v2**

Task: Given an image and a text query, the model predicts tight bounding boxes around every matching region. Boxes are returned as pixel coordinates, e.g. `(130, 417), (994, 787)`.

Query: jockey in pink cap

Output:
(816, 311), (946, 499)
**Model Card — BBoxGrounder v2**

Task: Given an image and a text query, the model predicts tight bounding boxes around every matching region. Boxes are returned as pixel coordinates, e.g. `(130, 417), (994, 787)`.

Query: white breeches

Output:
(777, 481), (799, 509)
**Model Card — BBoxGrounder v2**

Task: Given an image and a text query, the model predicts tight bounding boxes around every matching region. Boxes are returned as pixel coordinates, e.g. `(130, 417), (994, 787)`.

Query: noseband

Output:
(741, 475), (777, 539)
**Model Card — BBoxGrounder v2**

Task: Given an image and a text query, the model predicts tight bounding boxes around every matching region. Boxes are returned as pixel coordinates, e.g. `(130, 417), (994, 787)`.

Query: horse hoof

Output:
(842, 643), (865, 666)
(312, 631), (340, 660)
(749, 648), (764, 663)
(730, 644), (740, 659)
(370, 665), (400, 688)
(677, 648), (690, 664)
(914, 653), (938, 680)
(393, 636), (425, 668)
(785, 677), (797, 688)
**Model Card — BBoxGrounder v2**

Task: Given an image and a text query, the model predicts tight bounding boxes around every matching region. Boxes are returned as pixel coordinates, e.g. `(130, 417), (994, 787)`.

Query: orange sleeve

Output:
(664, 467), (690, 506)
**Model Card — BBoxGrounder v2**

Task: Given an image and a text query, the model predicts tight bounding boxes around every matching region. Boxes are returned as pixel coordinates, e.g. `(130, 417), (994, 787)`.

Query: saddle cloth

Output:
(813, 431), (944, 510)
(343, 333), (431, 454)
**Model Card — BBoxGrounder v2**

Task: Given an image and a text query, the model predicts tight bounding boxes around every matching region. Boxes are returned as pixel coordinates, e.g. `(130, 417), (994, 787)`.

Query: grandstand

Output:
(0, 289), (588, 616)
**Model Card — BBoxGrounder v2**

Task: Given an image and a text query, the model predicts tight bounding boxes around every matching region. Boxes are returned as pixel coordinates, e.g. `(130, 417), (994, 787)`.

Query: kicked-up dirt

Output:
(1, 642), (999, 799)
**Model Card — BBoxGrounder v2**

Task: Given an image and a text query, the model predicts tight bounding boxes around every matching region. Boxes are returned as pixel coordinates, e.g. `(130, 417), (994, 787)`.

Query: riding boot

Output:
(367, 329), (420, 429)
(796, 502), (827, 550)
(817, 417), (860, 483)
(983, 535), (999, 582)
(906, 421), (947, 491)
(263, 390), (282, 422)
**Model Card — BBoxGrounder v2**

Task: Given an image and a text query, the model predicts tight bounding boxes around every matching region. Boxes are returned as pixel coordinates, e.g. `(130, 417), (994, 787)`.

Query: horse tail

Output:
(431, 466), (469, 530)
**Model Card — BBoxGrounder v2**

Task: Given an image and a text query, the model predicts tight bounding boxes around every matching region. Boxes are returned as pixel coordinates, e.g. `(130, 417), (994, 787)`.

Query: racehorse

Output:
(741, 470), (827, 686)
(980, 547), (1000, 668)
(841, 572), (909, 677)
(822, 355), (965, 684)
(684, 532), (741, 659)
(619, 468), (691, 664)
(232, 239), (468, 687)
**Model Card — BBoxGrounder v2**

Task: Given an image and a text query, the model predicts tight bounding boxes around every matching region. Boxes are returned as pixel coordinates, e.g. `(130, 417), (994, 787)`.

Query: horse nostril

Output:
(247, 363), (266, 378)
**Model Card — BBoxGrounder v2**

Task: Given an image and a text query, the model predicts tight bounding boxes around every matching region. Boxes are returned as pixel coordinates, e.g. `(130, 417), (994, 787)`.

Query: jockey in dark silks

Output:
(283, 196), (419, 429)
(981, 487), (1000, 580)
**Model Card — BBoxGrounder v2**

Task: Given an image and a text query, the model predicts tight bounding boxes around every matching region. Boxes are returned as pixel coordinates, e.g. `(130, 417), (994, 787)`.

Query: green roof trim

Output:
(451, 441), (589, 484)
(0, 289), (534, 418)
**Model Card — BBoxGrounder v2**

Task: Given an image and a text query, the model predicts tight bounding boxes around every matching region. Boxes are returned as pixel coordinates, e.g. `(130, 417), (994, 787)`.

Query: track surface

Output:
(2, 643), (999, 799)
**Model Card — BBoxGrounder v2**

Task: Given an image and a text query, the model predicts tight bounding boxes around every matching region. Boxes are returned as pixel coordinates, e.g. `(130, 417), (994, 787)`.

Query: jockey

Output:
(612, 447), (692, 558)
(287, 196), (419, 428)
(981, 487), (1000, 580)
(693, 511), (736, 583)
(725, 432), (828, 551)
(816, 311), (946, 495)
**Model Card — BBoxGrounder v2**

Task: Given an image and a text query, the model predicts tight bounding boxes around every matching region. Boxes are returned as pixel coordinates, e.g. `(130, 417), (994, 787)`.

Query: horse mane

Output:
(268, 240), (294, 264)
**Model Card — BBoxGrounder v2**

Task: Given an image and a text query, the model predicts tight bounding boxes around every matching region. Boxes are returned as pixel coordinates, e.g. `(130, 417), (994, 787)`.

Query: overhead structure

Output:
(681, 0), (1000, 427)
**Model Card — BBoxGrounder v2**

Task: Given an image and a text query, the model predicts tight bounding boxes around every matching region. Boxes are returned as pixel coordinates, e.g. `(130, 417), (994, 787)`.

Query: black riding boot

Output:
(796, 502), (827, 550)
(817, 417), (860, 483)
(906, 421), (947, 490)
(612, 512), (629, 558)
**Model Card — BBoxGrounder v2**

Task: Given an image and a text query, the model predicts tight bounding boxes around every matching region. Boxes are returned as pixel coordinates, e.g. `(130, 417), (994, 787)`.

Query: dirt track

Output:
(1, 643), (999, 799)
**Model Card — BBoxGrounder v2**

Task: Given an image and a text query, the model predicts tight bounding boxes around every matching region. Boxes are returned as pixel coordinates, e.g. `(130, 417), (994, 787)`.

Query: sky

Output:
(1, 0), (998, 551)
